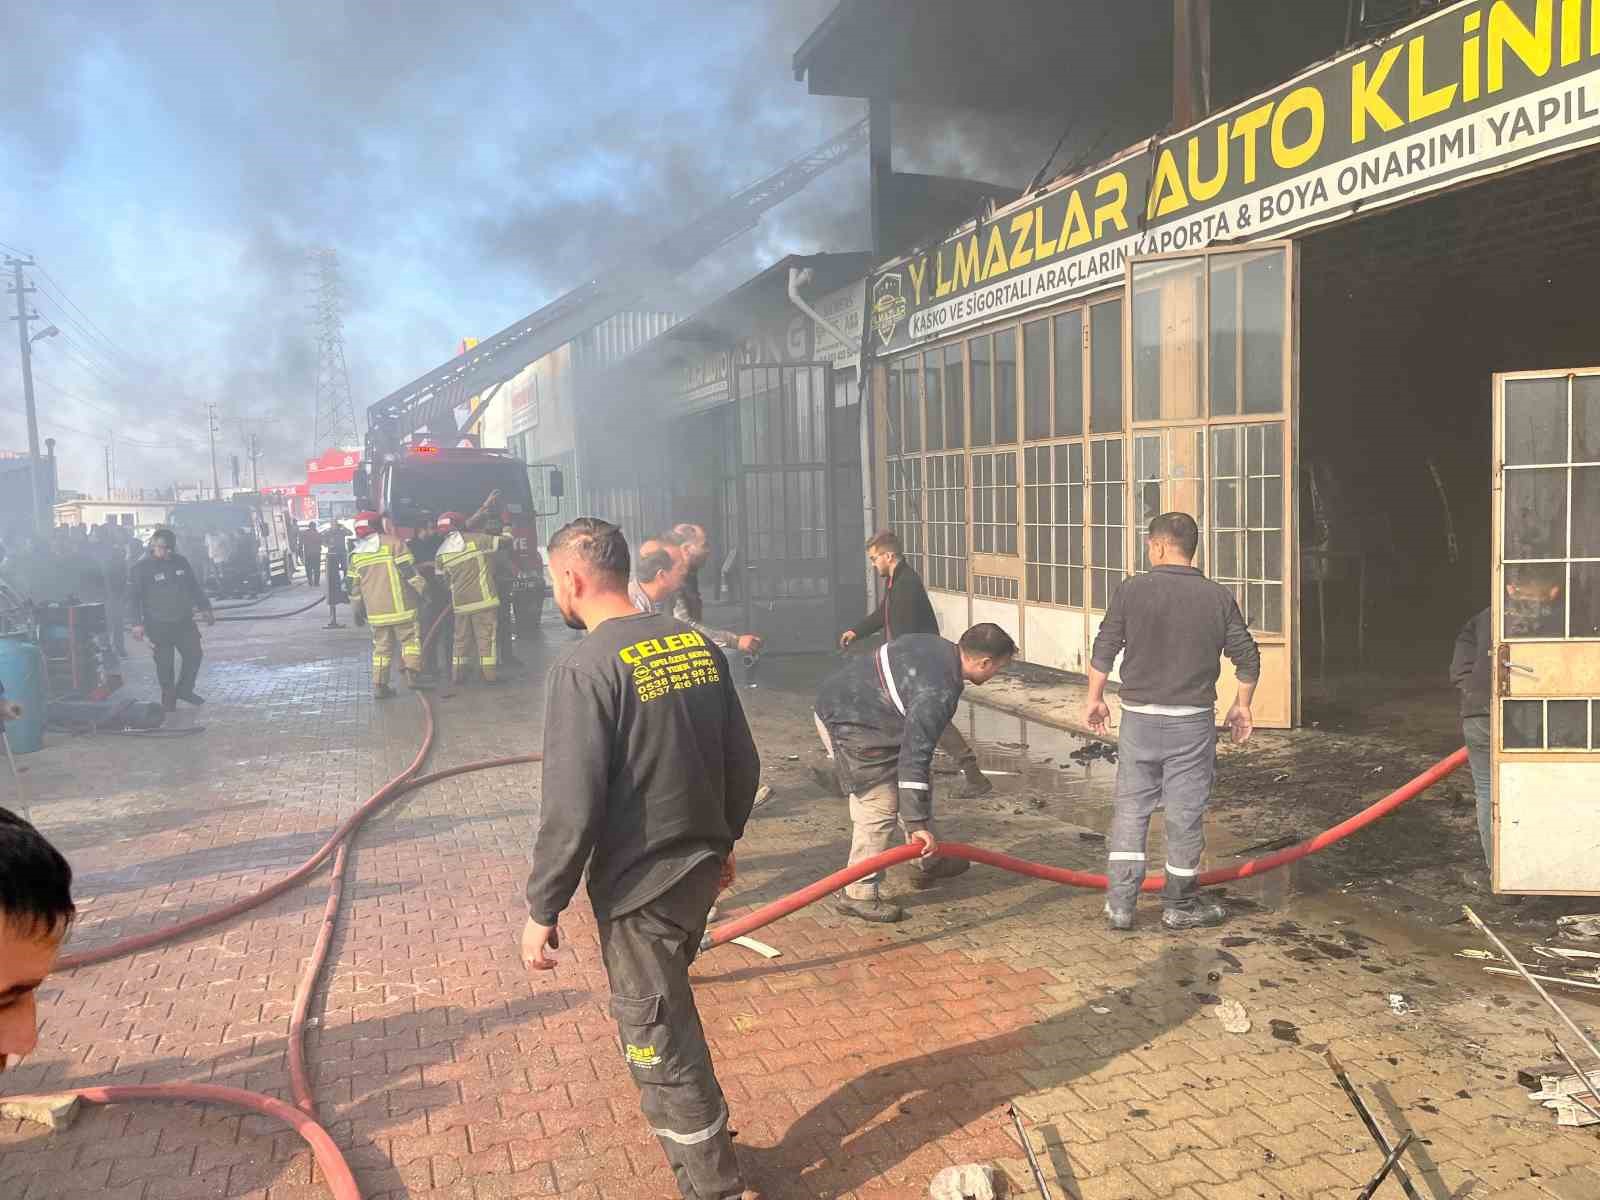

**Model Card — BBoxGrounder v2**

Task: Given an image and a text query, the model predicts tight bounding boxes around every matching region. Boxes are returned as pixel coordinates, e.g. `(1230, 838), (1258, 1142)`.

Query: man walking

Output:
(658, 530), (763, 656)
(814, 624), (1016, 923)
(129, 528), (214, 712)
(629, 541), (690, 616)
(1085, 513), (1260, 932)
(837, 531), (992, 797)
(523, 517), (759, 1200)
(347, 511), (428, 699)
(301, 523), (323, 587)
(324, 524), (350, 629)
(1451, 605), (1493, 870)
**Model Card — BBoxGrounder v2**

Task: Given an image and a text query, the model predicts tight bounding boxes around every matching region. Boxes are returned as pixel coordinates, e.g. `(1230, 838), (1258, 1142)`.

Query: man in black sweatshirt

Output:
(814, 623), (1016, 923)
(836, 530), (992, 797)
(128, 528), (214, 711)
(1085, 513), (1260, 932)
(522, 517), (759, 1200)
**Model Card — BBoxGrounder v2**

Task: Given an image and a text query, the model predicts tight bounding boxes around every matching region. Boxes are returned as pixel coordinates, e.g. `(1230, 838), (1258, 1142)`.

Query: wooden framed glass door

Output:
(1124, 242), (1298, 728)
(1491, 368), (1600, 895)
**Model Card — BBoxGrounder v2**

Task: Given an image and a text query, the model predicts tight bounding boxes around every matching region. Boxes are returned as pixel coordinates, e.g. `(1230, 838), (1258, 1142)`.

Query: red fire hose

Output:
(17, 633), (1468, 1200)
(704, 747), (1470, 949)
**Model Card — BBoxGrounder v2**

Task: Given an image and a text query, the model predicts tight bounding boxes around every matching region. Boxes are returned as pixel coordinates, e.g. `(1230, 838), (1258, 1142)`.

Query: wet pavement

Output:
(2, 608), (1598, 1199)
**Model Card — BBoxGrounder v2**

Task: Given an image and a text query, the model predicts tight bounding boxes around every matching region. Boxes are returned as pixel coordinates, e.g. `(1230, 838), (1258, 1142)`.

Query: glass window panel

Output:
(1216, 532), (1239, 579)
(970, 335), (992, 446)
(1264, 531), (1283, 581)
(901, 356), (922, 452)
(1241, 252), (1285, 414)
(944, 344), (965, 448)
(1503, 468), (1567, 560)
(923, 352), (944, 452)
(1503, 700), (1543, 749)
(1575, 376), (1600, 462)
(1548, 700), (1589, 748)
(995, 328), (1018, 444)
(1573, 562), (1600, 639)
(1573, 466), (1600, 559)
(1214, 426), (1238, 477)
(1215, 479), (1239, 528)
(1132, 258), (1203, 422)
(1024, 320), (1050, 440)
(1090, 300), (1123, 433)
(1504, 378), (1567, 466)
(1504, 563), (1566, 638)
(1210, 261), (1239, 415)
(885, 364), (901, 456)
(1262, 584), (1283, 634)
(1054, 310), (1084, 437)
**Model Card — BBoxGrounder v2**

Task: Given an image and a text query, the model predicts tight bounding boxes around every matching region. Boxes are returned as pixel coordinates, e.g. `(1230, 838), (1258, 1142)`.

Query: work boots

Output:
(908, 857), (970, 890)
(161, 688), (177, 714)
(374, 684), (397, 700)
(176, 689), (205, 706)
(1161, 900), (1228, 930)
(956, 762), (994, 797)
(1104, 902), (1135, 932)
(834, 894), (904, 923)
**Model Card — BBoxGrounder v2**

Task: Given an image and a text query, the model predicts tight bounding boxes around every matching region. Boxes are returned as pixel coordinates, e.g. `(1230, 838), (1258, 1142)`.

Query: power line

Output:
(31, 266), (149, 371)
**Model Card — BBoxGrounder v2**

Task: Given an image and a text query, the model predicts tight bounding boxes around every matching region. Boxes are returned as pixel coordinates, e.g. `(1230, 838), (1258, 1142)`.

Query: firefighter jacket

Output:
(348, 534), (425, 627)
(436, 530), (507, 615)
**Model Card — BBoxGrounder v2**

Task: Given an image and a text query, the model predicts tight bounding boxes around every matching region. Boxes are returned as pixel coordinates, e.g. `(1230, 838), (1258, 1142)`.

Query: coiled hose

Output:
(213, 594), (328, 622)
(12, 597), (1469, 1199)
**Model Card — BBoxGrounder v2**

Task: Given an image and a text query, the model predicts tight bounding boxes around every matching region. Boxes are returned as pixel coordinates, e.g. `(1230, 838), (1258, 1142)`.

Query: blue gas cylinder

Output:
(0, 634), (47, 754)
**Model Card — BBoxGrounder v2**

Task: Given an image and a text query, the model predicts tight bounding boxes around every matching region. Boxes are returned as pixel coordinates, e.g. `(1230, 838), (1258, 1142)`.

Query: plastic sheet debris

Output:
(928, 1163), (997, 1200)
(1556, 914), (1600, 939)
(1215, 998), (1251, 1033)
(1387, 993), (1419, 1016)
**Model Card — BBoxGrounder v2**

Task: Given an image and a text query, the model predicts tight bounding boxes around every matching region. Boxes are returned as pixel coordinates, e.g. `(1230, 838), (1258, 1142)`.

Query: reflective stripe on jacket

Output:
(436, 530), (502, 615)
(349, 534), (424, 626)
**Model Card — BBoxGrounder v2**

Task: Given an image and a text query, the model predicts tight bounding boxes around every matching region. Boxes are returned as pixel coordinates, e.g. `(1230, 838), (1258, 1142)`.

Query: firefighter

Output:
(129, 527), (214, 711)
(346, 511), (428, 699)
(435, 506), (510, 684)
(483, 511), (525, 669)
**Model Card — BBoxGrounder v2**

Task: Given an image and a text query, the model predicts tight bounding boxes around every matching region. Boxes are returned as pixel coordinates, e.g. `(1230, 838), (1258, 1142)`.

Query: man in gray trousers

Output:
(1085, 513), (1260, 931)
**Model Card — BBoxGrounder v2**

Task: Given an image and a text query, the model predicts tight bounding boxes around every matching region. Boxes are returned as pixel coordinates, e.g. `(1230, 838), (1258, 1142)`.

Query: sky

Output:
(0, 2), (1066, 498)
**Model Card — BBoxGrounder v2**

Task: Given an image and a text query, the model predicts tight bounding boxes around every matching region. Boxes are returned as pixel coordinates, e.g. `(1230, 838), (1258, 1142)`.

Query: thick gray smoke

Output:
(0, 1), (1119, 498)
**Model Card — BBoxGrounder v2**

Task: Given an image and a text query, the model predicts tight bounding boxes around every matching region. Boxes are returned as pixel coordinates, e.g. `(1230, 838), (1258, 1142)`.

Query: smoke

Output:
(0, 0), (1128, 498)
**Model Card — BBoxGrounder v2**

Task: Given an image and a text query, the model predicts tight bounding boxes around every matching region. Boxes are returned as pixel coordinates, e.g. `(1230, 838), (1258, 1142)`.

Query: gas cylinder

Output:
(0, 634), (47, 754)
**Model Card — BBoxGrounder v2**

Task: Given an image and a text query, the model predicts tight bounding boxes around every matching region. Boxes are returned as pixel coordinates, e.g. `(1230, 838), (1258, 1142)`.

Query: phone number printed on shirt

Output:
(620, 630), (723, 703)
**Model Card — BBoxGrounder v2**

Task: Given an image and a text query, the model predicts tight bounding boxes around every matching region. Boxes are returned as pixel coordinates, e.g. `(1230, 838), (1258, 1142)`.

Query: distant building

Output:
(53, 499), (172, 531)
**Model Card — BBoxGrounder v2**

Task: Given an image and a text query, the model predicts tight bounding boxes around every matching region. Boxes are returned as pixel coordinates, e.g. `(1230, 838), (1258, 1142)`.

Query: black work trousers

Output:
(146, 619), (202, 697)
(598, 858), (744, 1200)
(305, 550), (321, 586)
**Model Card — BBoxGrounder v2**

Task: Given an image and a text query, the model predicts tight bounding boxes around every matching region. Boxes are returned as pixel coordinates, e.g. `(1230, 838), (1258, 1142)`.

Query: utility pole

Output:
(247, 432), (262, 491)
(207, 403), (221, 498)
(6, 256), (45, 533)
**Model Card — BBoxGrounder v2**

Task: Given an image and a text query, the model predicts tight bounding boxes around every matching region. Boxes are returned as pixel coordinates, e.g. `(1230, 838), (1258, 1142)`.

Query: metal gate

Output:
(735, 362), (836, 652)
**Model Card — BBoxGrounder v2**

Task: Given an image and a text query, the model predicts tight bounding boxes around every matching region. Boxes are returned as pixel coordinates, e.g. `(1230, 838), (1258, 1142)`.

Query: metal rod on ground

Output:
(1465, 906), (1600, 1068)
(1355, 1132), (1415, 1200)
(1, 726), (30, 822)
(1546, 1032), (1600, 1118)
(1324, 1050), (1424, 1200)
(1009, 1106), (1053, 1199)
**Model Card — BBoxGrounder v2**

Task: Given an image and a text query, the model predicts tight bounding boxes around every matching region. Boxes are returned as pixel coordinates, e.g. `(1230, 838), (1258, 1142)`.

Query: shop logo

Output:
(872, 273), (907, 349)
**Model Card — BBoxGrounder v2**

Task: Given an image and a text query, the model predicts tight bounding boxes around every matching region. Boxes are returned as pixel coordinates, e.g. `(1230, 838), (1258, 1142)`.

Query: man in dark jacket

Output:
(836, 530), (991, 797)
(523, 517), (759, 1200)
(128, 528), (214, 711)
(814, 623), (1016, 923)
(300, 523), (323, 587)
(1085, 513), (1260, 932)
(1451, 607), (1492, 867)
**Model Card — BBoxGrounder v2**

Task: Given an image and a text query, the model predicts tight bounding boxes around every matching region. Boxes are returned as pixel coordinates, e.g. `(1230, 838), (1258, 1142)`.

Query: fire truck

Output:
(353, 444), (560, 635)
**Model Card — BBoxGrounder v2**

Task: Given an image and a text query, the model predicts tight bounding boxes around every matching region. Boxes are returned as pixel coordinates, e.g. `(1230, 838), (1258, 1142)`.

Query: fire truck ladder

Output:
(364, 117), (869, 458)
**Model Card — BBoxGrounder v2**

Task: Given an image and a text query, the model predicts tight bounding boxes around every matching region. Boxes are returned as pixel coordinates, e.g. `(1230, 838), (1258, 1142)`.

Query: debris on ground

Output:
(929, 1162), (997, 1199)
(1455, 948), (1496, 960)
(1089, 1004), (1111, 1015)
(1527, 1070), (1600, 1127)
(1556, 914), (1600, 939)
(1269, 1019), (1301, 1044)
(1068, 741), (1117, 766)
(1388, 993), (1419, 1015)
(1215, 998), (1251, 1033)
(0, 1094), (80, 1131)
(1537, 945), (1600, 962)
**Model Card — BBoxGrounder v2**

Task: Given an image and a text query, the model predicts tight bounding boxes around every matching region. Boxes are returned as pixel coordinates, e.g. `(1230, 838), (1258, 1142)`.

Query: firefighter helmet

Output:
(436, 512), (466, 532)
(353, 511), (380, 537)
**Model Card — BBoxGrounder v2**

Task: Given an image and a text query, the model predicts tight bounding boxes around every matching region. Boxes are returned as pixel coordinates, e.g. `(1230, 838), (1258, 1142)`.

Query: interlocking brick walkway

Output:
(3, 605), (1597, 1198)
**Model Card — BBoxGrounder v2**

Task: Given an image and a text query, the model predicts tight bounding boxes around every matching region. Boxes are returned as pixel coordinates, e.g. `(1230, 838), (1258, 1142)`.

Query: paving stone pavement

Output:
(2, 605), (1598, 1199)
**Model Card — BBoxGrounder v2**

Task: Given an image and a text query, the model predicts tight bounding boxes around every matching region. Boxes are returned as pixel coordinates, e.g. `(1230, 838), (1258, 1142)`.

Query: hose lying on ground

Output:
(18, 621), (1469, 1199)
(213, 595), (328, 622)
